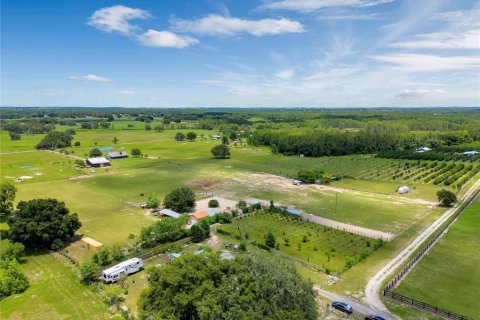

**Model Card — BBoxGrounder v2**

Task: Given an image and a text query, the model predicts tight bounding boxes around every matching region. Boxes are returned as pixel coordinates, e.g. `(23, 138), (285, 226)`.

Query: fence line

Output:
(383, 188), (480, 319)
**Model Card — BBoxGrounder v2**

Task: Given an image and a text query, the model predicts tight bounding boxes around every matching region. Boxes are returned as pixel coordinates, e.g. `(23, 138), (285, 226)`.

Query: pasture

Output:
(0, 253), (108, 320)
(217, 211), (381, 273)
(394, 197), (480, 319)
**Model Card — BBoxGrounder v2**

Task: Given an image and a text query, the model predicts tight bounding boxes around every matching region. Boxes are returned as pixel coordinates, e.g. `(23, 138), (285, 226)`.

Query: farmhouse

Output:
(462, 150), (479, 156)
(398, 186), (410, 194)
(415, 147), (432, 153)
(188, 211), (209, 225)
(106, 151), (128, 159)
(86, 157), (111, 167)
(158, 208), (181, 218)
(81, 237), (103, 251)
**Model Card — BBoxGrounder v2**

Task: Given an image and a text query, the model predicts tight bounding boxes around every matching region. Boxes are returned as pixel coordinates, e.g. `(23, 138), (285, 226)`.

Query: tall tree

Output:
(163, 186), (196, 212)
(186, 132), (197, 141)
(8, 199), (81, 250)
(437, 189), (457, 206)
(211, 144), (230, 159)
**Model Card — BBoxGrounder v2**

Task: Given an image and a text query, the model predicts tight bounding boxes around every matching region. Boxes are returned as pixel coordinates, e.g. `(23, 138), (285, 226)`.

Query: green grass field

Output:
(217, 211), (378, 273)
(394, 197), (480, 318)
(0, 253), (109, 320)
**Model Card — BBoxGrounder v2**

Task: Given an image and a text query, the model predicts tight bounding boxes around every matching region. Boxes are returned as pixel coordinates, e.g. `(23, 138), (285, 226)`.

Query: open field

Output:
(0, 253), (109, 320)
(394, 197), (480, 318)
(217, 211), (380, 273)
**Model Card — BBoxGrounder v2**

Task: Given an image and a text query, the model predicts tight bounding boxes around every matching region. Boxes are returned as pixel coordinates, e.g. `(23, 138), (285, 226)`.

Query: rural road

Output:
(364, 177), (480, 312)
(316, 287), (398, 319)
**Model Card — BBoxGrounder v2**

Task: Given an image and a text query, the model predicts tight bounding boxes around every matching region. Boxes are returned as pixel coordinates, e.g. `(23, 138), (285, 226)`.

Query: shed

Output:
(158, 209), (181, 219)
(188, 211), (209, 225)
(86, 157), (111, 167)
(211, 135), (221, 140)
(81, 237), (103, 251)
(107, 151), (128, 159)
(398, 186), (410, 194)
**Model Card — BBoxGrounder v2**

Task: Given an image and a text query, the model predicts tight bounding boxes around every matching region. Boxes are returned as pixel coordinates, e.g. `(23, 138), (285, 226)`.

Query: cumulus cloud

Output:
(372, 53), (480, 72)
(87, 5), (150, 35)
(170, 15), (304, 36)
(275, 68), (295, 79)
(395, 88), (445, 100)
(258, 0), (394, 12)
(138, 30), (198, 48)
(69, 74), (112, 83)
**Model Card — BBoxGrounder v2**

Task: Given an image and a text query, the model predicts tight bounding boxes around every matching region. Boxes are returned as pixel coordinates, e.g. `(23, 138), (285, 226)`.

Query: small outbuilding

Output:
(106, 151), (128, 159)
(292, 179), (302, 186)
(188, 211), (209, 225)
(462, 150), (479, 156)
(81, 237), (104, 251)
(158, 209), (181, 219)
(211, 135), (221, 140)
(398, 186), (410, 194)
(86, 157), (111, 167)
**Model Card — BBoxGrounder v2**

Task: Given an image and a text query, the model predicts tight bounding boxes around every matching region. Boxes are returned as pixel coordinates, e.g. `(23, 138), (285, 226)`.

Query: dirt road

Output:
(301, 213), (394, 241)
(364, 177), (480, 312)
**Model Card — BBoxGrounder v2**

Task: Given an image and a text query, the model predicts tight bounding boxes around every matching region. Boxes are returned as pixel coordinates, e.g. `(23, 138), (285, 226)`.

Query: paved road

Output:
(316, 287), (399, 319)
(301, 213), (394, 241)
(364, 177), (480, 312)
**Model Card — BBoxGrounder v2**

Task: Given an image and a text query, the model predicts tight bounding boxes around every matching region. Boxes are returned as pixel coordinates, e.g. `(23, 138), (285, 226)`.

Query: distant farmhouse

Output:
(107, 151), (128, 159)
(462, 150), (479, 156)
(415, 147), (432, 153)
(86, 157), (111, 167)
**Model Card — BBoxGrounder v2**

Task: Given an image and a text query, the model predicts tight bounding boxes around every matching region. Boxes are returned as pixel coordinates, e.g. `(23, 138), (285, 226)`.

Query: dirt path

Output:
(301, 213), (394, 241)
(364, 176), (480, 312)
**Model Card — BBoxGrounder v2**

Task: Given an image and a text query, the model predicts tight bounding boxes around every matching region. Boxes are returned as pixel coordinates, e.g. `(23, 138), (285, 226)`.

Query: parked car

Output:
(331, 301), (353, 314)
(365, 315), (386, 320)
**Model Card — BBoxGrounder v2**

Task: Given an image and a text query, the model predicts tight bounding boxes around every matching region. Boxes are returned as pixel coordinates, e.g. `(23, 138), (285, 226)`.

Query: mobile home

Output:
(102, 257), (144, 283)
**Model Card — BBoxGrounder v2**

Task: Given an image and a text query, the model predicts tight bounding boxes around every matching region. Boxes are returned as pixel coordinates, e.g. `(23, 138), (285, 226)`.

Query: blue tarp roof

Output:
(206, 208), (222, 216)
(160, 209), (181, 218)
(286, 209), (301, 216)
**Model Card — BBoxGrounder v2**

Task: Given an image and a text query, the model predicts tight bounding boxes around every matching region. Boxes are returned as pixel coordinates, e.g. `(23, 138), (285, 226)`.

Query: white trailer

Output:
(102, 257), (144, 283)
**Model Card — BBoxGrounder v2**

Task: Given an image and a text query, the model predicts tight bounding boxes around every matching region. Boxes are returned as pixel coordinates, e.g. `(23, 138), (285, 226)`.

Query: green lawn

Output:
(217, 211), (378, 273)
(0, 253), (109, 320)
(394, 198), (480, 319)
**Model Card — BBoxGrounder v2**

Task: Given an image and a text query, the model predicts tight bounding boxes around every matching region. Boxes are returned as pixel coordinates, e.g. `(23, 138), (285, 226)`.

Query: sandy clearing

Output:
(195, 196), (237, 212)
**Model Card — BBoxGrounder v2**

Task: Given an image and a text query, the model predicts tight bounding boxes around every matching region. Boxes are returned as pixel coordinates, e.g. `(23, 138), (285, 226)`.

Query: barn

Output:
(86, 157), (111, 167)
(106, 151), (128, 159)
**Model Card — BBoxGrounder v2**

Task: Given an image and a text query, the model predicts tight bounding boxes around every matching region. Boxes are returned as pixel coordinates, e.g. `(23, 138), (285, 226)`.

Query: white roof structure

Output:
(87, 157), (110, 165)
(159, 209), (181, 218)
(415, 147), (432, 153)
(463, 151), (479, 156)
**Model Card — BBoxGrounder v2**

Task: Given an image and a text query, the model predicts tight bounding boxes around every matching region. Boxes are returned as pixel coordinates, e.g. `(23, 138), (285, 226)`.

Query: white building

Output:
(415, 147), (432, 153)
(398, 186), (410, 194)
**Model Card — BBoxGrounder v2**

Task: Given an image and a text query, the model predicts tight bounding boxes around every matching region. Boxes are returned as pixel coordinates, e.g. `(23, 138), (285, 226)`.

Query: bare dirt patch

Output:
(195, 197), (237, 212)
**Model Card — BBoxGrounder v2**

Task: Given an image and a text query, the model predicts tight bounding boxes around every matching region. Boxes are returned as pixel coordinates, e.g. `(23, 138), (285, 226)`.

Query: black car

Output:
(331, 301), (353, 314)
(365, 315), (386, 320)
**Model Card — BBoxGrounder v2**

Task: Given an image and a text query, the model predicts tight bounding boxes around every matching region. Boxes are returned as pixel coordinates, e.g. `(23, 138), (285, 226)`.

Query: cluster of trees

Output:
(0, 257), (29, 300)
(137, 254), (318, 320)
(79, 244), (125, 285)
(80, 122), (111, 129)
(249, 127), (475, 157)
(35, 130), (74, 150)
(4, 121), (54, 139)
(437, 189), (457, 207)
(163, 186), (196, 213)
(296, 169), (334, 184)
(174, 132), (198, 141)
(190, 219), (211, 243)
(139, 215), (189, 248)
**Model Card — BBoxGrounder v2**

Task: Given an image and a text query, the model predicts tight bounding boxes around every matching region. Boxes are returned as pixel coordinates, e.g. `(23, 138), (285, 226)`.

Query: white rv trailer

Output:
(102, 257), (144, 283)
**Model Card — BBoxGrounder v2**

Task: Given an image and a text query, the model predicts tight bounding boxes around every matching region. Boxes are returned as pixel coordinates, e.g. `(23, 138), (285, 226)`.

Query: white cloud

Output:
(258, 0), (394, 12)
(87, 5), (150, 35)
(391, 29), (480, 50)
(372, 54), (480, 72)
(275, 68), (295, 79)
(317, 13), (381, 20)
(170, 15), (304, 36)
(395, 88), (445, 100)
(116, 90), (136, 96)
(138, 30), (198, 48)
(69, 74), (112, 83)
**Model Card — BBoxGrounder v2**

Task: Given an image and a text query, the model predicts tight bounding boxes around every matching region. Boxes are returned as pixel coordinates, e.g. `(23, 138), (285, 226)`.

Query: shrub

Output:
(208, 199), (219, 208)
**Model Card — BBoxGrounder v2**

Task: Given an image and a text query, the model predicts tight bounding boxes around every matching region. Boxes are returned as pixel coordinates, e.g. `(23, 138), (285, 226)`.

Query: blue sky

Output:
(1, 0), (479, 107)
